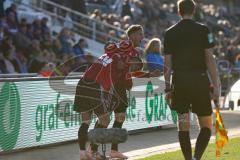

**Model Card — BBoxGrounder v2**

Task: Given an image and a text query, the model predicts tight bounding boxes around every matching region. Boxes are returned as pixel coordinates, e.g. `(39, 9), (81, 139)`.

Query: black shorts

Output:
(74, 78), (106, 116)
(171, 71), (213, 116)
(113, 83), (128, 113)
(74, 79), (128, 115)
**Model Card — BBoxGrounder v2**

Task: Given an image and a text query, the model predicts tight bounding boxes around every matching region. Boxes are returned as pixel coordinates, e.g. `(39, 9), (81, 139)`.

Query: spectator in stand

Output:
(90, 9), (102, 20)
(121, 0), (133, 18)
(52, 39), (62, 57)
(58, 27), (73, 55)
(13, 23), (31, 50)
(41, 17), (50, 40)
(27, 39), (42, 60)
(73, 38), (87, 57)
(20, 18), (27, 26)
(15, 48), (28, 73)
(5, 3), (18, 24)
(6, 11), (18, 33)
(108, 30), (117, 41)
(28, 46), (48, 73)
(41, 35), (53, 51)
(122, 15), (133, 26)
(1, 42), (20, 73)
(32, 19), (44, 41)
(26, 24), (34, 39)
(130, 0), (144, 21)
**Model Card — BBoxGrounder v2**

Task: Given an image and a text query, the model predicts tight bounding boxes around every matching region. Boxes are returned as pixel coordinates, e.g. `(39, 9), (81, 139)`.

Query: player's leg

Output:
(192, 76), (213, 160)
(78, 111), (93, 160)
(89, 112), (110, 151)
(172, 83), (192, 160)
(192, 98), (212, 160)
(109, 111), (128, 159)
(178, 112), (192, 160)
(88, 105), (110, 160)
(74, 79), (104, 159)
(193, 116), (212, 160)
(110, 84), (128, 159)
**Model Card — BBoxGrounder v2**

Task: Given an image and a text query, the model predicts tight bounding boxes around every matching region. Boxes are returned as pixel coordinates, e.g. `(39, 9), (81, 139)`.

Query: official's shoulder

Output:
(165, 23), (178, 33)
(195, 21), (208, 30)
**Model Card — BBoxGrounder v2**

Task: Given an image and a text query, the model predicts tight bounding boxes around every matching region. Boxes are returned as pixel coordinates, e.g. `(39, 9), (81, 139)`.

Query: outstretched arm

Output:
(164, 55), (172, 90)
(205, 48), (220, 103)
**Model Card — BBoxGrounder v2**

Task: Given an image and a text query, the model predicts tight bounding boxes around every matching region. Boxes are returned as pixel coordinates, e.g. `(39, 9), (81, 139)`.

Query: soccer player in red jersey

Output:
(74, 25), (145, 160)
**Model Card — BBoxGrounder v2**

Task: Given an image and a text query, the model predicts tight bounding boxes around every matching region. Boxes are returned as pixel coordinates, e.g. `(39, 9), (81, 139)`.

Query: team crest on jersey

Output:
(208, 33), (214, 43)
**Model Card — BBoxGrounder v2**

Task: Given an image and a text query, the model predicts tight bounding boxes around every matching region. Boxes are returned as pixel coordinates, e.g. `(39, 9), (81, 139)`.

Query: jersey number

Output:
(100, 55), (113, 67)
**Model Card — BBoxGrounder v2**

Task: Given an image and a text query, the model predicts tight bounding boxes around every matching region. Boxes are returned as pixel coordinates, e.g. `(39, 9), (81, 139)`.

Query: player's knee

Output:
(198, 116), (213, 129)
(178, 113), (190, 131)
(178, 122), (190, 131)
(98, 115), (110, 127)
(81, 120), (91, 125)
(115, 112), (126, 123)
(200, 123), (212, 130)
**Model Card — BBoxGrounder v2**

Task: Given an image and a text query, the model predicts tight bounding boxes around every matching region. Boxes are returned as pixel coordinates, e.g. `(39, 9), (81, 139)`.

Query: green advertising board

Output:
(0, 77), (177, 152)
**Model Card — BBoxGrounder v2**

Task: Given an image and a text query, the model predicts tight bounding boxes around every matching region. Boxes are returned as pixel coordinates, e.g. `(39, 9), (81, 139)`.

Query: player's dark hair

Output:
(177, 0), (196, 16)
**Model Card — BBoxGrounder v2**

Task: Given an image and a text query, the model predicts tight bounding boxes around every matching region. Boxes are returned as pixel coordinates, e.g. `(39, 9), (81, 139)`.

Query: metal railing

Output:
(14, 0), (124, 43)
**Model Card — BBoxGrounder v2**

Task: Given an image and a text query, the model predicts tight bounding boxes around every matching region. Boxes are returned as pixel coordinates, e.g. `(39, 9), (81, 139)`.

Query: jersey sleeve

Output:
(203, 27), (215, 49)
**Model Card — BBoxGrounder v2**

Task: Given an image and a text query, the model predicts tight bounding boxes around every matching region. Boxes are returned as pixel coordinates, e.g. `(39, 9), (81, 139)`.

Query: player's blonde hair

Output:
(126, 25), (143, 37)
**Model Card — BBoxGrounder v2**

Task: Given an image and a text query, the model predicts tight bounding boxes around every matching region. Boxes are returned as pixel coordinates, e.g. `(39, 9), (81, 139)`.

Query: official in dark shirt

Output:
(163, 1), (220, 160)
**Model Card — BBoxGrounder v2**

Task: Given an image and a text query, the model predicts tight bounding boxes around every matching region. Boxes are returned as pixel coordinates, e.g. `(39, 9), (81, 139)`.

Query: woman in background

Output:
(145, 38), (163, 76)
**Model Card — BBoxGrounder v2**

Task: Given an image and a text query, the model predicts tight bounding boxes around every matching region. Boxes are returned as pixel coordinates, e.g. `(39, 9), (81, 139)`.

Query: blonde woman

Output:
(145, 38), (163, 75)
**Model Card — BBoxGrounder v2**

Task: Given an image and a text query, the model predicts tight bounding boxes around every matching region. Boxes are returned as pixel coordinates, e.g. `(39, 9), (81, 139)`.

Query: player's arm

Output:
(205, 48), (220, 101)
(126, 70), (161, 78)
(164, 54), (172, 91)
(127, 57), (161, 78)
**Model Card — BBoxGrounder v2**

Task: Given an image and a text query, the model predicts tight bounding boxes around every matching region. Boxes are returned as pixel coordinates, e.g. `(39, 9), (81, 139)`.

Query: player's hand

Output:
(165, 91), (172, 107)
(125, 73), (132, 79)
(213, 85), (220, 107)
(149, 70), (161, 77)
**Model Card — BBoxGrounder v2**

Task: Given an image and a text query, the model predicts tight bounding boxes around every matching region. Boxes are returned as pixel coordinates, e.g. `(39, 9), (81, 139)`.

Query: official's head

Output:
(177, 0), (196, 17)
(126, 24), (144, 47)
